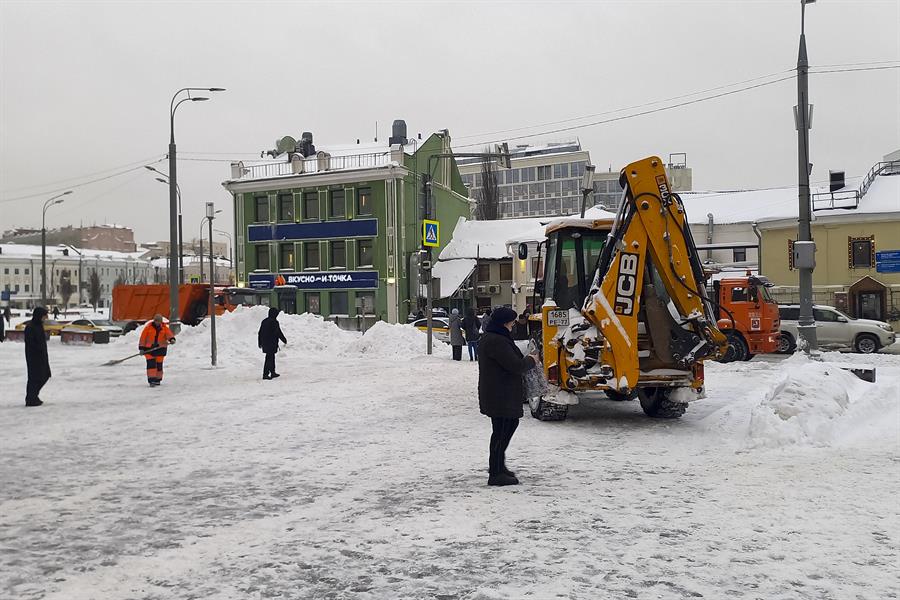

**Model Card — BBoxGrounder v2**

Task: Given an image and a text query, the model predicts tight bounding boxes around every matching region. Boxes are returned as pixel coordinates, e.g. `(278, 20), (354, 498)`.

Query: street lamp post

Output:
(579, 164), (597, 218)
(147, 166), (185, 285)
(41, 190), (72, 307)
(795, 0), (818, 353)
(167, 86), (225, 326)
(206, 202), (218, 367)
(214, 229), (233, 284)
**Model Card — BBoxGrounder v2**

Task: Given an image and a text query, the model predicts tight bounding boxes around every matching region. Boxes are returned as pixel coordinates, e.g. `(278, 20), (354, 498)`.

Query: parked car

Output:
(777, 304), (895, 354)
(14, 319), (67, 336)
(412, 317), (450, 343)
(67, 318), (124, 337)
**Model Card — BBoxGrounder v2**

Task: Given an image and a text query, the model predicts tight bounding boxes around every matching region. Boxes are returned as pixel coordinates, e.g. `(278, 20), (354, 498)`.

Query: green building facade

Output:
(222, 130), (470, 328)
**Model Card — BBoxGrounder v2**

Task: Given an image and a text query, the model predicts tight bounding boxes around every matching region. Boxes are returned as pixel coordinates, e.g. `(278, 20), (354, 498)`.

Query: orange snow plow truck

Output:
(112, 284), (238, 331)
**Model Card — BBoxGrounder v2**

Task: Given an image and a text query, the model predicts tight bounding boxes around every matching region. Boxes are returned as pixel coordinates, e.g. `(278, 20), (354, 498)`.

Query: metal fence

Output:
(237, 152), (392, 181)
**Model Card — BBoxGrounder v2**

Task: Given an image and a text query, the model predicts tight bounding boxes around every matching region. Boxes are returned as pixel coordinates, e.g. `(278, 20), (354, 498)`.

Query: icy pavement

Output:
(1, 308), (898, 599)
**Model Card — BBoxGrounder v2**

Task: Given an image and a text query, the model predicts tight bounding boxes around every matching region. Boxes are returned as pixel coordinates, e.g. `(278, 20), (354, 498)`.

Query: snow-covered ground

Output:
(1, 306), (898, 599)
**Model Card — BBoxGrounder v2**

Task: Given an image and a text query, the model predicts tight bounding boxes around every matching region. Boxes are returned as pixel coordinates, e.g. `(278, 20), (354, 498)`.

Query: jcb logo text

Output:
(614, 252), (639, 315)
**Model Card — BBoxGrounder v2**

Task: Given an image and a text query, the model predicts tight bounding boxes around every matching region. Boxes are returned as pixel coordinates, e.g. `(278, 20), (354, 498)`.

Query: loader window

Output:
(544, 230), (607, 310)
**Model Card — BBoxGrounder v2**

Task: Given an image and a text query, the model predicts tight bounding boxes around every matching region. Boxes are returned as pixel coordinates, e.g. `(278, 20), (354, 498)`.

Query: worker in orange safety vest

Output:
(138, 314), (177, 387)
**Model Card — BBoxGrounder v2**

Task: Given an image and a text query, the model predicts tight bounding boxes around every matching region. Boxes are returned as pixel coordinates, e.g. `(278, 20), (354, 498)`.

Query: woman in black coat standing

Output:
(258, 307), (288, 380)
(477, 306), (537, 486)
(24, 306), (51, 407)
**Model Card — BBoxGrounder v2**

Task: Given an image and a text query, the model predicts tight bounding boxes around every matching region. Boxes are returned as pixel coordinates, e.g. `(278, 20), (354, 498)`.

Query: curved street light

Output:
(41, 190), (73, 306)
(166, 86), (225, 324)
(146, 165), (186, 284)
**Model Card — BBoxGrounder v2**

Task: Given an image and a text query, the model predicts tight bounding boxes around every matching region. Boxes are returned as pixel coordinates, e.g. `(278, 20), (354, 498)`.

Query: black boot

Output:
(488, 473), (519, 486)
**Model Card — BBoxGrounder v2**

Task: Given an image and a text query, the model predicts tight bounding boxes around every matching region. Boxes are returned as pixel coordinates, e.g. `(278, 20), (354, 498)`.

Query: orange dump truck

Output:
(112, 284), (238, 330)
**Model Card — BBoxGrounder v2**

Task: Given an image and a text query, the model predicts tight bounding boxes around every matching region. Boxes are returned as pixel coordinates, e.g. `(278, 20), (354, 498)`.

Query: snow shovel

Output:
(102, 345), (157, 366)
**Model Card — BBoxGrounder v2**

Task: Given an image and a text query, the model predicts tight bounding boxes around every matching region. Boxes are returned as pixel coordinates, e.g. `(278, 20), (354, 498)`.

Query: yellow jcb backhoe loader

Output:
(523, 156), (728, 421)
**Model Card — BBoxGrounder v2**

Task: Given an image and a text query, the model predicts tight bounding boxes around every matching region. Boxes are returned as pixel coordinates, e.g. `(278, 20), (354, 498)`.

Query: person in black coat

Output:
(478, 306), (537, 486)
(511, 312), (531, 341)
(24, 306), (51, 406)
(258, 307), (287, 380)
(461, 307), (481, 361)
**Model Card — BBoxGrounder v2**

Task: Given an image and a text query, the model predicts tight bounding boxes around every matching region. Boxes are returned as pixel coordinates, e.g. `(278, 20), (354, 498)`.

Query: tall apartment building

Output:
(459, 142), (692, 217)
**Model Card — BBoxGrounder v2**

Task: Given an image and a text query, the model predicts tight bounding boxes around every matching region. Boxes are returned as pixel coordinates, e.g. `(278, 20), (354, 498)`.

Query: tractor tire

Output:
(638, 387), (686, 419)
(854, 333), (880, 354)
(529, 397), (569, 421)
(776, 332), (796, 354)
(604, 389), (638, 402)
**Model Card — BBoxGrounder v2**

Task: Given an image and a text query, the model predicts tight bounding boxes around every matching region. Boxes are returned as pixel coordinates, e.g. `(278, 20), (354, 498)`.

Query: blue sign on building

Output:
(249, 270), (379, 290)
(247, 219), (377, 242)
(875, 250), (900, 274)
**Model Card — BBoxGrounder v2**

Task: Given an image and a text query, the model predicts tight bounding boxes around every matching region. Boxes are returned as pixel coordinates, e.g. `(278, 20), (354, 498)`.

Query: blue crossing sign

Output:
(423, 219), (440, 248)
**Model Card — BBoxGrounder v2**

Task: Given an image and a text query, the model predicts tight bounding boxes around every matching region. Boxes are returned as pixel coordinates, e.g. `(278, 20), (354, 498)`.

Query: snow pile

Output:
(176, 305), (357, 361)
(746, 355), (896, 448)
(342, 321), (444, 358)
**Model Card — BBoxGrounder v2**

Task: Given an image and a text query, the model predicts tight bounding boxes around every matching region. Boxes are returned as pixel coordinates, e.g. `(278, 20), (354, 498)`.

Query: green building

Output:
(222, 123), (471, 328)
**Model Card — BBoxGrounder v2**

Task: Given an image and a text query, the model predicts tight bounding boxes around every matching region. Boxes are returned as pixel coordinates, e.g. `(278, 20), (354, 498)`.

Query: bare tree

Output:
(476, 148), (500, 221)
(59, 270), (75, 316)
(88, 270), (101, 311)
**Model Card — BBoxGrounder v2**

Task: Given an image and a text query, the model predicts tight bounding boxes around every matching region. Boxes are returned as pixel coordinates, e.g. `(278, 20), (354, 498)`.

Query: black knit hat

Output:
(491, 306), (517, 326)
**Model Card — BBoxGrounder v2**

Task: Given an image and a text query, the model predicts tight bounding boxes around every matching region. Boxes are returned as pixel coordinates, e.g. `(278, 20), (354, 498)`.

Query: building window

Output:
(357, 239), (374, 267)
(329, 189), (345, 219)
(499, 262), (513, 281)
(280, 243), (294, 270)
(254, 196), (269, 222)
(14, 284), (19, 292)
(330, 291), (349, 315)
(278, 193), (294, 222)
(255, 245), (270, 271)
(356, 187), (373, 216)
(477, 263), (491, 282)
(306, 292), (320, 314)
(14, 268), (19, 275)
(849, 236), (874, 268)
(537, 165), (552, 181)
(303, 191), (319, 221)
(357, 291), (375, 315)
(330, 241), (346, 268)
(304, 242), (319, 270)
(2, 268), (7, 275)
(24, 284), (30, 292)
(733, 248), (747, 262)
(553, 163), (569, 179)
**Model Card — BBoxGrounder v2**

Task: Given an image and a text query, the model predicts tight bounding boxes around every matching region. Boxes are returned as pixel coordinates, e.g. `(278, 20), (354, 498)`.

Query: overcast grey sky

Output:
(1, 0), (898, 244)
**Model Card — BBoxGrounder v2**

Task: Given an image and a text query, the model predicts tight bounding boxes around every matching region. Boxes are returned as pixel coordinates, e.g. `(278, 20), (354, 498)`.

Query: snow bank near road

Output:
(747, 355), (898, 449)
(342, 321), (445, 358)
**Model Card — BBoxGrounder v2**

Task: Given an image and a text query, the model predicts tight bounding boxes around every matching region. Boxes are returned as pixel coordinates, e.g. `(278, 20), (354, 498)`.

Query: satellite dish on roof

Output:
(276, 136), (297, 155)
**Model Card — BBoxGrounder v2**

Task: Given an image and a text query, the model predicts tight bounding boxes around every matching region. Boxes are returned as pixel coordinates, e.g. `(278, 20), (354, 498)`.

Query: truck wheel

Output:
(188, 301), (208, 325)
(854, 334), (879, 354)
(529, 397), (569, 421)
(638, 387), (686, 419)
(604, 389), (638, 401)
(725, 331), (748, 362)
(776, 332), (796, 354)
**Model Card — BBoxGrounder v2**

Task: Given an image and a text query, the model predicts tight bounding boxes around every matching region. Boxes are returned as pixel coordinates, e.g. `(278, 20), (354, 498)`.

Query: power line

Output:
(0, 157), (167, 204)
(0, 155), (166, 196)
(808, 64), (900, 74)
(456, 75), (796, 149)
(810, 60), (900, 68)
(455, 69), (797, 141)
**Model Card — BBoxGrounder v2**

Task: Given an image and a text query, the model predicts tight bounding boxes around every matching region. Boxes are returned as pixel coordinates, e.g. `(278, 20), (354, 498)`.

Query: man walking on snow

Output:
(258, 307), (287, 380)
(138, 314), (176, 387)
(24, 306), (51, 406)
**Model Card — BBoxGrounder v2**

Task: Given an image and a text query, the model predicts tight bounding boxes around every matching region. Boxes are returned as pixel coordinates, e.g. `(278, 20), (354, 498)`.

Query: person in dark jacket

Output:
(461, 307), (481, 361)
(24, 306), (51, 406)
(478, 306), (537, 486)
(511, 312), (531, 341)
(449, 308), (464, 361)
(258, 307), (288, 380)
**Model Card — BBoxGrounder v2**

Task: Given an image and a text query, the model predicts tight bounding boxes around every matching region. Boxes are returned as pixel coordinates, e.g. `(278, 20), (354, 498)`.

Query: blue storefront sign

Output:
(248, 219), (377, 242)
(249, 270), (379, 290)
(875, 250), (900, 273)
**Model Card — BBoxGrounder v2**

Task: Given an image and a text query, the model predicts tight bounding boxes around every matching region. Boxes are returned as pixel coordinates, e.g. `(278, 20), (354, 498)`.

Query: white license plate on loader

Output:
(547, 310), (569, 327)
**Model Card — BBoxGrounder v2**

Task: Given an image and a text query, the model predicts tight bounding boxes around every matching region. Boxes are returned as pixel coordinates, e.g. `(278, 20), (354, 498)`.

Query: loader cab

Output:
(542, 223), (610, 310)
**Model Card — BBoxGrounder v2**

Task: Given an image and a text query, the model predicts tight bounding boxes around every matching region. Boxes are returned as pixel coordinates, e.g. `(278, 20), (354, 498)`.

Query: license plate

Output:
(547, 310), (569, 327)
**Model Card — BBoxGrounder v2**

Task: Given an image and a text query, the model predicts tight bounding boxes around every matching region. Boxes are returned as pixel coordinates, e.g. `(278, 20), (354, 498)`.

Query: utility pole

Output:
(41, 191), (72, 307)
(206, 202), (218, 366)
(795, 0), (818, 353)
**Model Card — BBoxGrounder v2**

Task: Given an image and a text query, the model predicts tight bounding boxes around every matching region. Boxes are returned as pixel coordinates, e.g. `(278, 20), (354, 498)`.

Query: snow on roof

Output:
(679, 172), (900, 226)
(439, 217), (548, 260)
(0, 243), (149, 262)
(432, 258), (476, 298)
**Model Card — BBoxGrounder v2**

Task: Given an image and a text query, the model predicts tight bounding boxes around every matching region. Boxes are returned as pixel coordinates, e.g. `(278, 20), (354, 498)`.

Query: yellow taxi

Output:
(412, 317), (450, 343)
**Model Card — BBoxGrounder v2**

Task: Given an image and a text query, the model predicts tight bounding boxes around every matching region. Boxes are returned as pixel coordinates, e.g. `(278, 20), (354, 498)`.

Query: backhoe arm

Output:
(571, 156), (726, 392)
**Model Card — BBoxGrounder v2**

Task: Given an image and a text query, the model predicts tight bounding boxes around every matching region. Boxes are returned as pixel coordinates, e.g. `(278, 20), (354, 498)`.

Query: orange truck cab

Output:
(710, 274), (780, 361)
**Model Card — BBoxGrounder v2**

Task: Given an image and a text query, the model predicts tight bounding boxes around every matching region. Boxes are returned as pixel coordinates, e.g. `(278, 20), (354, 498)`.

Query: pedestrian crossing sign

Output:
(423, 219), (440, 248)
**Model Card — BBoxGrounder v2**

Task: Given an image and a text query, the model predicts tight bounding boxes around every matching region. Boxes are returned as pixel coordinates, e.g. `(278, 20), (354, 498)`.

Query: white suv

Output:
(777, 304), (895, 354)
